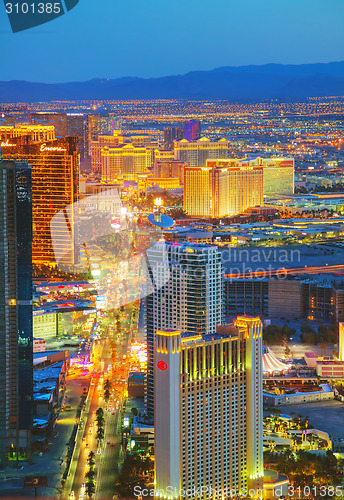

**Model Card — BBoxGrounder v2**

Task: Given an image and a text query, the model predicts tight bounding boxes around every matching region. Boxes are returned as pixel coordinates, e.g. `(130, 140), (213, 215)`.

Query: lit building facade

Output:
(184, 160), (263, 218)
(101, 143), (151, 181)
(243, 157), (294, 196)
(174, 137), (228, 168)
(0, 156), (33, 464)
(0, 125), (55, 143)
(339, 323), (344, 362)
(90, 132), (124, 174)
(30, 112), (67, 139)
(154, 316), (263, 499)
(155, 149), (175, 161)
(153, 159), (186, 186)
(86, 115), (99, 157)
(146, 241), (223, 419)
(98, 115), (120, 135)
(1, 137), (79, 266)
(33, 310), (63, 341)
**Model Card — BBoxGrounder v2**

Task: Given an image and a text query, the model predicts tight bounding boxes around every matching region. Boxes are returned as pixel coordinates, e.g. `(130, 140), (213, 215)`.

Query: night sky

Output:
(1, 0), (344, 83)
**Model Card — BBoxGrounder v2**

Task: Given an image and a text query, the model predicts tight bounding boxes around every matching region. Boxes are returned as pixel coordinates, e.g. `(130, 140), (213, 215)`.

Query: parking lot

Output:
(283, 400), (344, 439)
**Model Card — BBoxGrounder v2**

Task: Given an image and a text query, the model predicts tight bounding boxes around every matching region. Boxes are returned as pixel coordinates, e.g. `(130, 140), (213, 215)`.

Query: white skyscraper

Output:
(145, 242), (223, 419)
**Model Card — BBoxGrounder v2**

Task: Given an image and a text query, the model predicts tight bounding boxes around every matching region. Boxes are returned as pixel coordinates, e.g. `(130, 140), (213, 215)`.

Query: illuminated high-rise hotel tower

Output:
(154, 317), (264, 499)
(1, 136), (79, 267)
(174, 137), (228, 168)
(184, 159), (263, 218)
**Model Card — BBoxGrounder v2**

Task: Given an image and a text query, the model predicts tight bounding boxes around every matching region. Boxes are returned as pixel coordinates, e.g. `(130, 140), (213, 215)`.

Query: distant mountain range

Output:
(1, 61), (344, 102)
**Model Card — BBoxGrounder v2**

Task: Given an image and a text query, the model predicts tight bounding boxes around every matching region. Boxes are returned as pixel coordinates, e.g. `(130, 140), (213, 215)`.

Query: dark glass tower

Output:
(163, 126), (183, 149)
(183, 119), (201, 141)
(0, 155), (33, 464)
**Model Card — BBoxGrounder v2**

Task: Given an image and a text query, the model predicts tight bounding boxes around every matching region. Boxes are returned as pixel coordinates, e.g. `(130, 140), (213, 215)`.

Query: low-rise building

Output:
(128, 372), (145, 398)
(263, 470), (289, 500)
(33, 338), (46, 353)
(263, 384), (334, 407)
(316, 360), (344, 378)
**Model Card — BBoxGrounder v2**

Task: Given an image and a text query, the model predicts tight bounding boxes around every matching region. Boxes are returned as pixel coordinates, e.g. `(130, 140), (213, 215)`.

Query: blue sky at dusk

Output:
(1, 0), (344, 82)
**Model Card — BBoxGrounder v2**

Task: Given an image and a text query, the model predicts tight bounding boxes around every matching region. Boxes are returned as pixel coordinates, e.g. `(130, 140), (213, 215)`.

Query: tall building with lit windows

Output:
(184, 159), (263, 218)
(66, 113), (85, 157)
(154, 316), (263, 499)
(30, 112), (68, 139)
(1, 137), (79, 266)
(164, 126), (183, 149)
(153, 159), (186, 186)
(0, 155), (33, 464)
(251, 157), (294, 196)
(90, 131), (124, 174)
(101, 143), (151, 181)
(145, 241), (223, 420)
(174, 137), (228, 168)
(233, 157), (294, 196)
(86, 115), (99, 157)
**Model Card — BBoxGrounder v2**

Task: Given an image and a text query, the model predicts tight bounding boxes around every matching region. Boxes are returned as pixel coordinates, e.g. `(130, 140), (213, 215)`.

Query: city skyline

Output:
(1, 99), (344, 497)
(0, 0), (343, 82)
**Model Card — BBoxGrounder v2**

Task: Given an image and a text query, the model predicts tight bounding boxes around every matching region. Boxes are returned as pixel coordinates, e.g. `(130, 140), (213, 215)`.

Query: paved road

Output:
(68, 305), (133, 500)
(67, 340), (111, 498)
(0, 374), (89, 498)
(95, 411), (123, 499)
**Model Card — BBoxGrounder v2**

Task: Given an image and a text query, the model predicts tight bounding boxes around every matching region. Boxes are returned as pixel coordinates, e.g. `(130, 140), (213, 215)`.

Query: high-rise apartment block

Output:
(146, 241), (223, 419)
(101, 143), (151, 181)
(1, 137), (79, 266)
(154, 316), (263, 499)
(184, 159), (263, 218)
(174, 137), (228, 168)
(0, 155), (33, 464)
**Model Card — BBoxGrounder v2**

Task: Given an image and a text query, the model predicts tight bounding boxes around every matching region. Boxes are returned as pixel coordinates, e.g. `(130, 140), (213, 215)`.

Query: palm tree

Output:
(96, 427), (104, 441)
(85, 480), (95, 497)
(85, 469), (96, 481)
(104, 388), (110, 401)
(87, 450), (95, 467)
(104, 379), (111, 391)
(96, 408), (104, 418)
(96, 414), (104, 427)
